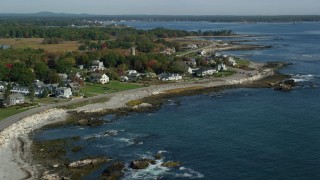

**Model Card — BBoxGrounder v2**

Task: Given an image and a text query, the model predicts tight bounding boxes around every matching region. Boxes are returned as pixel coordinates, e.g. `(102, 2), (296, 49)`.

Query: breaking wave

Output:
(83, 129), (121, 140)
(123, 151), (204, 179)
(291, 74), (318, 82)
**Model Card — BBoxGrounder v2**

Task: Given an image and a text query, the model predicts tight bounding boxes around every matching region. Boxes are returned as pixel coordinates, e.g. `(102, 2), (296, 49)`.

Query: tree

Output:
(40, 88), (49, 98)
(4, 83), (12, 106)
(44, 70), (61, 84)
(34, 62), (49, 81)
(169, 60), (188, 74)
(9, 63), (35, 86)
(0, 64), (9, 81)
(29, 85), (35, 102)
(55, 58), (75, 73)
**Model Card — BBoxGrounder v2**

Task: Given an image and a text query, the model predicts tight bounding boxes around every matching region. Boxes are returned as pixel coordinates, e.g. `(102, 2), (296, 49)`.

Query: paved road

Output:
(0, 86), (154, 132)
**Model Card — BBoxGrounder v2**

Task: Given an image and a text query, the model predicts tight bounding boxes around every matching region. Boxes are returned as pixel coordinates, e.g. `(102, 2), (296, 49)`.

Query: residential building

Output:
(184, 58), (197, 67)
(217, 63), (228, 71)
(196, 68), (217, 77)
(227, 57), (237, 66)
(199, 50), (206, 56)
(67, 82), (81, 93)
(57, 73), (68, 80)
(11, 86), (30, 95)
(187, 44), (198, 49)
(161, 47), (176, 55)
(0, 82), (7, 92)
(0, 93), (24, 107)
(78, 65), (84, 70)
(158, 73), (182, 81)
(90, 73), (110, 84)
(91, 60), (105, 71)
(120, 76), (129, 82)
(126, 70), (141, 81)
(187, 67), (199, 75)
(55, 87), (72, 98)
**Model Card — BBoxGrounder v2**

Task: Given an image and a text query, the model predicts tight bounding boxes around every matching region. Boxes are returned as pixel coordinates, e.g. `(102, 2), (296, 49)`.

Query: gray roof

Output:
(68, 82), (80, 88)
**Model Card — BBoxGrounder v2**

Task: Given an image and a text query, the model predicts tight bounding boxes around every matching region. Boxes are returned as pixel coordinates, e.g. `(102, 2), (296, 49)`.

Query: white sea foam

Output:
(115, 137), (135, 145)
(123, 151), (204, 179)
(291, 74), (316, 82)
(83, 130), (120, 140)
(175, 167), (205, 179)
(123, 159), (169, 180)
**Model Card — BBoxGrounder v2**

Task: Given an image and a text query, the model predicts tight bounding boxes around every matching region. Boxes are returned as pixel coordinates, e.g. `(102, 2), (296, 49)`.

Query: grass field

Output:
(0, 105), (34, 121)
(81, 81), (143, 96)
(235, 58), (250, 68)
(0, 38), (81, 52)
(214, 70), (236, 77)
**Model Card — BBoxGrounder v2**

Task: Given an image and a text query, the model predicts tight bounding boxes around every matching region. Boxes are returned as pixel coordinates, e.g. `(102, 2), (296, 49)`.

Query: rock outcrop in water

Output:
(77, 118), (104, 127)
(101, 161), (125, 180)
(161, 161), (181, 168)
(129, 159), (156, 169)
(273, 79), (297, 91)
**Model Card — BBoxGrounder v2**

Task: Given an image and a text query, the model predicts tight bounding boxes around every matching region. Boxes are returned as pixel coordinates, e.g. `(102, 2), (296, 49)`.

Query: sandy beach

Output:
(0, 63), (276, 179)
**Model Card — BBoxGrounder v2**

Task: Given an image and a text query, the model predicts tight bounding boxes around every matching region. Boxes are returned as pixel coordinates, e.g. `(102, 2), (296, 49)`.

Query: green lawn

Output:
(35, 97), (70, 104)
(0, 105), (34, 121)
(81, 81), (142, 96)
(235, 58), (250, 68)
(214, 70), (236, 77)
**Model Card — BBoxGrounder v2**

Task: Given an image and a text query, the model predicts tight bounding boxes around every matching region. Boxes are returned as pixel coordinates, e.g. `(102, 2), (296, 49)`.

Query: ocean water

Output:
(33, 22), (320, 179)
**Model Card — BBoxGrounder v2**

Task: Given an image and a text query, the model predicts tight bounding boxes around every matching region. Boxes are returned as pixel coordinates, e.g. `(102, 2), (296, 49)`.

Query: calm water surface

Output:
(34, 22), (320, 179)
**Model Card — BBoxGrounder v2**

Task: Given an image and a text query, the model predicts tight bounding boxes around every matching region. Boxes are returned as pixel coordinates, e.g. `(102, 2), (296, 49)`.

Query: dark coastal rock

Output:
(161, 161), (181, 168)
(155, 153), (163, 160)
(101, 162), (125, 180)
(71, 146), (82, 152)
(103, 130), (119, 136)
(274, 79), (297, 91)
(78, 118), (104, 127)
(129, 159), (156, 169)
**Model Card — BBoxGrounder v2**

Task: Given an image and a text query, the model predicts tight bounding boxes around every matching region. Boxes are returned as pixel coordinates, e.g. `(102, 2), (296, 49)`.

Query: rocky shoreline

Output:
(0, 61), (292, 179)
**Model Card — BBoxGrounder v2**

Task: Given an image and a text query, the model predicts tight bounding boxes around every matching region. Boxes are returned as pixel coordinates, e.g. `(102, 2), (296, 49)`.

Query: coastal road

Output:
(0, 61), (269, 133)
(0, 86), (154, 132)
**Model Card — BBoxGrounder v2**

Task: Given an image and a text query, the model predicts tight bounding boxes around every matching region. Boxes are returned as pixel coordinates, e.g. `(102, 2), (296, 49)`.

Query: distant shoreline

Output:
(1, 13), (320, 23)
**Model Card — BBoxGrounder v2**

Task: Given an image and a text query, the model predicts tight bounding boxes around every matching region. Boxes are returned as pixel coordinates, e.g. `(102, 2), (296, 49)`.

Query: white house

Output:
(227, 57), (237, 66)
(11, 86), (30, 95)
(217, 63), (228, 71)
(90, 73), (110, 84)
(187, 44), (198, 49)
(196, 68), (217, 77)
(0, 82), (7, 92)
(126, 70), (141, 81)
(58, 73), (68, 80)
(55, 87), (72, 98)
(161, 47), (176, 55)
(0, 93), (24, 107)
(120, 76), (129, 82)
(158, 73), (182, 81)
(199, 50), (207, 56)
(91, 60), (105, 71)
(125, 70), (138, 75)
(187, 67), (200, 75)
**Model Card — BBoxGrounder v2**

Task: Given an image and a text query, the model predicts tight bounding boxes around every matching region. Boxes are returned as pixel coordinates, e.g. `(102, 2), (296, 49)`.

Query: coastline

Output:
(0, 62), (284, 179)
